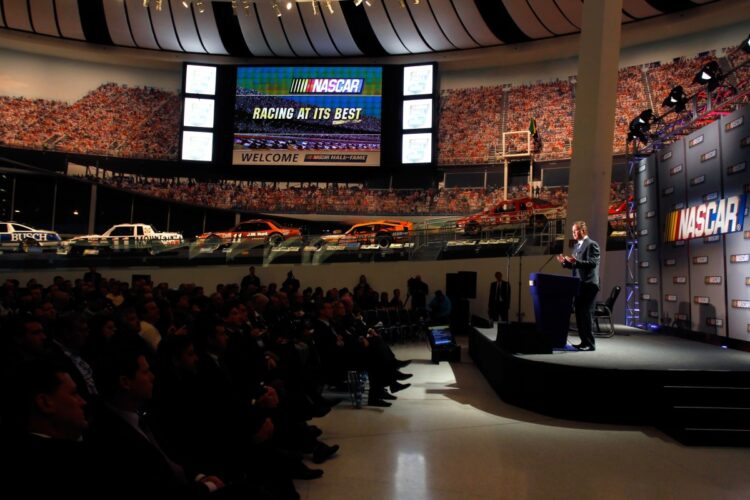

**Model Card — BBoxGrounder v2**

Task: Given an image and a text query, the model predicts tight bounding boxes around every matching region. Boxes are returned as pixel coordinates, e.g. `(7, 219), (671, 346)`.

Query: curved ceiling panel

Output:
(0, 0), (729, 58)
(55, 0), (85, 39)
(554, 0), (582, 29)
(501, 0), (553, 39)
(192, 1), (227, 54)
(452, 1), (502, 46)
(298, 4), (341, 57)
(406, 1), (454, 52)
(235, 5), (273, 57)
(125, 0), (161, 49)
(169, 0), (205, 53)
(255, 2), (295, 57)
(364, 0), (409, 54)
(29, 0), (60, 36)
(528, 0), (577, 35)
(279, 3), (318, 57)
(382, 0), (431, 53)
(149, 1), (183, 51)
(320, 4), (362, 56)
(427, 0), (478, 49)
(623, 0), (662, 19)
(103, 0), (136, 47)
(3, 0), (33, 31)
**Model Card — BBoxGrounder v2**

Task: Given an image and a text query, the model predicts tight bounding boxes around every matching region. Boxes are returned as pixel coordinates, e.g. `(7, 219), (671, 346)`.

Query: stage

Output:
(469, 325), (750, 446)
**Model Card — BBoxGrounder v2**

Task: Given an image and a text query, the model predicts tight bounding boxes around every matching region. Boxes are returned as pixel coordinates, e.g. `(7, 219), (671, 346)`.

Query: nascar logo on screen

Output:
(664, 194), (747, 242)
(289, 78), (364, 94)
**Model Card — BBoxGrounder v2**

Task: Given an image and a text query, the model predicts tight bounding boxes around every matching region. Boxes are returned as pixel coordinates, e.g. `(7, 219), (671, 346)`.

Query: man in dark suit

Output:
(556, 220), (600, 351)
(488, 272), (510, 323)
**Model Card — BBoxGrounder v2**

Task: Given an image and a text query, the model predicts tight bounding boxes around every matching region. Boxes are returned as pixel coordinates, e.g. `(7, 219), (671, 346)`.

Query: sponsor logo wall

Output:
(640, 106), (750, 341)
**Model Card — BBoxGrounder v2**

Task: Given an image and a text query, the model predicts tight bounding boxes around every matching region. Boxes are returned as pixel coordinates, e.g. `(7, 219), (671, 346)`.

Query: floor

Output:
(295, 340), (750, 500)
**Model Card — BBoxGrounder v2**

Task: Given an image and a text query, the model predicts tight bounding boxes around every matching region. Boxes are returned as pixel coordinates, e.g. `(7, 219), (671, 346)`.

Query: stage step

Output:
(659, 382), (750, 446)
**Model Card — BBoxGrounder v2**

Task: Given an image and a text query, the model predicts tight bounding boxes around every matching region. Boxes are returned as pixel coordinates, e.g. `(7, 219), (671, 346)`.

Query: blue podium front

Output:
(529, 272), (580, 348)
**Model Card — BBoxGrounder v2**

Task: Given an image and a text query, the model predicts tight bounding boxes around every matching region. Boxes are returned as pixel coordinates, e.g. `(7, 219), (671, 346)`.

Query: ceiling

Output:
(0, 0), (723, 59)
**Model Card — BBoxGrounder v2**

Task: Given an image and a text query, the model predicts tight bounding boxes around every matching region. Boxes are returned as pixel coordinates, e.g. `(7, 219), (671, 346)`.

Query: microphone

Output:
(538, 253), (557, 273)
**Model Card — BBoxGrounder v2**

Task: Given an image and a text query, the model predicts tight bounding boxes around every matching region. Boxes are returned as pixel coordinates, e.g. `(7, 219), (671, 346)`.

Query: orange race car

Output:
(320, 220), (414, 247)
(197, 219), (302, 247)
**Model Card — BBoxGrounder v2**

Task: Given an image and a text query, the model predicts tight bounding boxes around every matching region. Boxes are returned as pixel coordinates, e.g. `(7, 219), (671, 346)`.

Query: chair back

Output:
(605, 285), (622, 309)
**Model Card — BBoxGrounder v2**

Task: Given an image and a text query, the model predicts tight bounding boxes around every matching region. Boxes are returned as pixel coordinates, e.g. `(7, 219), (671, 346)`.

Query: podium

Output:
(529, 272), (580, 348)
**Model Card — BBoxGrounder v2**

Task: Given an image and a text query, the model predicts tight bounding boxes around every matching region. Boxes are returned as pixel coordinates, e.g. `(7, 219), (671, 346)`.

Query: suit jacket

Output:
(564, 237), (601, 288)
(85, 403), (209, 499)
(489, 280), (510, 310)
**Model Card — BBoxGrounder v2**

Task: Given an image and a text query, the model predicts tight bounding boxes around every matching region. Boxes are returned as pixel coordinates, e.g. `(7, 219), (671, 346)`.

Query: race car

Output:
(319, 220), (414, 247)
(607, 196), (635, 234)
(456, 197), (565, 235)
(66, 223), (183, 254)
(0, 222), (62, 253)
(196, 219), (302, 248)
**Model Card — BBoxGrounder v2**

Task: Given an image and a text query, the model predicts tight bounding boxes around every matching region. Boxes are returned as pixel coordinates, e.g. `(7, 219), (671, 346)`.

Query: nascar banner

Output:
(664, 194), (747, 242)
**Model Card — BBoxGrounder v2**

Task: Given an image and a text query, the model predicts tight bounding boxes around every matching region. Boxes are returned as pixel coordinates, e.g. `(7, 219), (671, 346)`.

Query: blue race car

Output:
(0, 221), (62, 253)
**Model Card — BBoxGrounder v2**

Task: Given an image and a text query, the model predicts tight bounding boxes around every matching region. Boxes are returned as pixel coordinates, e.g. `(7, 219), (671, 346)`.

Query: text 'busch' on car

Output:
(196, 219), (302, 248)
(456, 197), (565, 236)
(65, 223), (183, 255)
(319, 220), (414, 248)
(0, 222), (62, 253)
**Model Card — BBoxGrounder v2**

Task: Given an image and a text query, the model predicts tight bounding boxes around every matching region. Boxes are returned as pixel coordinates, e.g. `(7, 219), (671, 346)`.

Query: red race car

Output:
(456, 197), (565, 235)
(197, 219), (302, 247)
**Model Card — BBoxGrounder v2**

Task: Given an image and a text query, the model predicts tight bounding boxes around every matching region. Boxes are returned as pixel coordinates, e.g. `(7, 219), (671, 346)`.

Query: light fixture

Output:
(312, 0), (317, 15)
(354, 0), (362, 5)
(272, 1), (282, 16)
(742, 33), (750, 54)
(231, 0), (238, 14)
(325, 0), (334, 14)
(182, 0), (190, 7)
(286, 1), (293, 10)
(692, 60), (723, 92)
(154, 0), (163, 10)
(242, 0), (251, 15)
(143, 0), (150, 7)
(661, 85), (687, 113)
(627, 109), (654, 144)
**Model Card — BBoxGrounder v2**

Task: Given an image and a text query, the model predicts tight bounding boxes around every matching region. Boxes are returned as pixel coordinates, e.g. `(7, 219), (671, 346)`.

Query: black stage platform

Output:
(469, 325), (750, 446)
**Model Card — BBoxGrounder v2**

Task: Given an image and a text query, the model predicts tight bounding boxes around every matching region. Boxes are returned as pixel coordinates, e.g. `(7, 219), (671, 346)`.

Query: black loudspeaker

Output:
(495, 322), (552, 354)
(445, 273), (461, 298)
(449, 298), (470, 334)
(446, 271), (477, 299)
(458, 271), (477, 299)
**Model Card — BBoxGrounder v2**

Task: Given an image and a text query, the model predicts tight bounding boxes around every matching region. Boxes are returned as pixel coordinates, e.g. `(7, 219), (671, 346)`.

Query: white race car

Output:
(0, 222), (62, 253)
(66, 223), (183, 255)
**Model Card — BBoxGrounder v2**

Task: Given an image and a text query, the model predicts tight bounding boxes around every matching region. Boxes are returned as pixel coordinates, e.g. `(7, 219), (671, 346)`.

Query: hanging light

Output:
(272, 1), (282, 16)
(692, 60), (723, 92)
(143, 0), (150, 7)
(627, 109), (654, 144)
(325, 0), (334, 14)
(742, 33), (750, 54)
(286, 1), (293, 10)
(312, 0), (317, 15)
(661, 85), (687, 113)
(195, 0), (206, 13)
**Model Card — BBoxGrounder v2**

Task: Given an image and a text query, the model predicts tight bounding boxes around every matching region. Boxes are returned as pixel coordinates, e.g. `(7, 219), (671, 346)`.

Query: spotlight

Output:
(354, 0), (362, 5)
(692, 60), (723, 92)
(661, 85), (687, 113)
(627, 109), (654, 144)
(143, 0), (149, 7)
(312, 0), (317, 15)
(325, 0), (333, 14)
(286, 1), (293, 10)
(273, 2), (282, 17)
(743, 33), (750, 54)
(194, 0), (205, 13)
(182, 0), (190, 8)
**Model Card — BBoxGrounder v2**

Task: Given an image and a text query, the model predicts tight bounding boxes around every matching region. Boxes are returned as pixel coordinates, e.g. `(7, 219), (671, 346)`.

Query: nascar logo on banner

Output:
(664, 194), (747, 242)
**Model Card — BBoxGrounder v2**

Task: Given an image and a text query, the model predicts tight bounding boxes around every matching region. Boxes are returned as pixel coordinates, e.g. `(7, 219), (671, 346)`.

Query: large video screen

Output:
(233, 66), (382, 167)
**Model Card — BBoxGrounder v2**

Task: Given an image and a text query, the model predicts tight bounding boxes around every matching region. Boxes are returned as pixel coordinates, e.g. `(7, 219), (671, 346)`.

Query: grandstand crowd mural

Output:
(0, 46), (747, 164)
